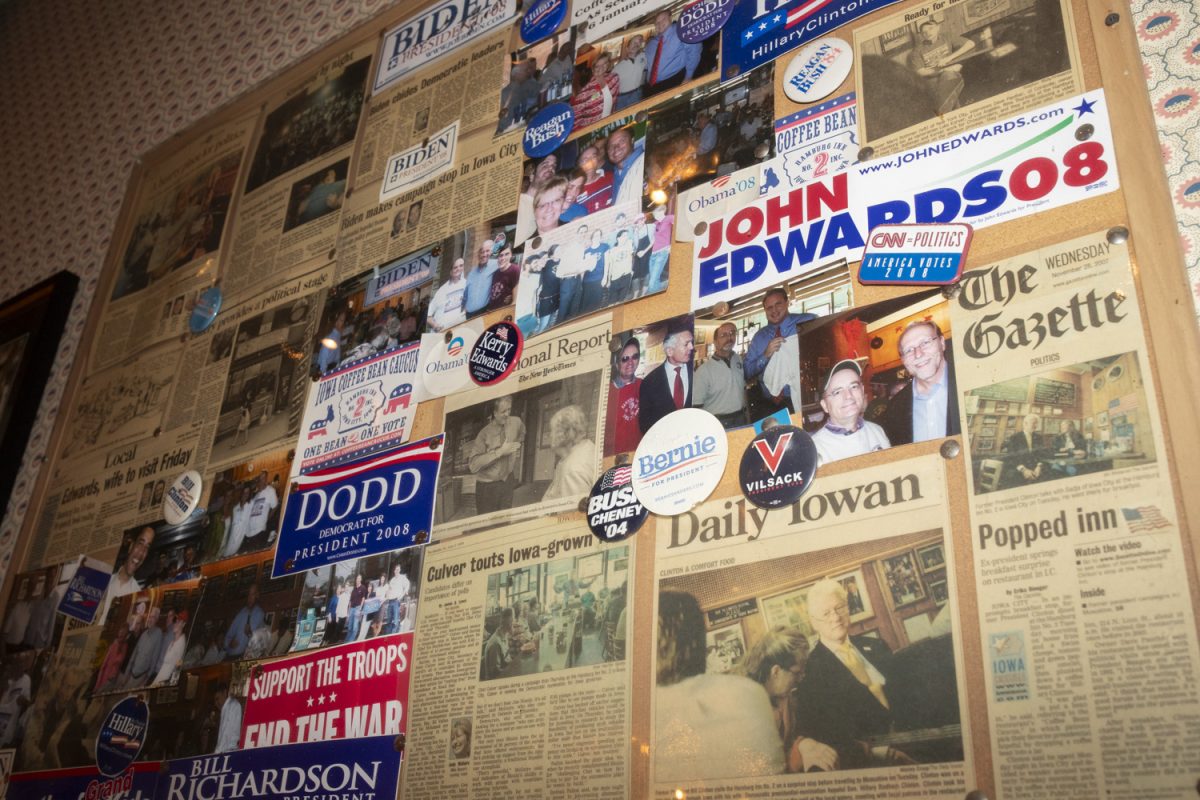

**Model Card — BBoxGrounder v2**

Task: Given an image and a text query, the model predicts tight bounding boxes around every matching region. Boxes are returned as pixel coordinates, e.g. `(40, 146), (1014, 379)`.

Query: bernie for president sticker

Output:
(738, 424), (818, 509)
(587, 465), (649, 542)
(632, 408), (728, 516)
(468, 320), (523, 386)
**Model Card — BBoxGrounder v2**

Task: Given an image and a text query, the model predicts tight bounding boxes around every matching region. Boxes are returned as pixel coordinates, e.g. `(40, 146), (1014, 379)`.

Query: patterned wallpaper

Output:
(0, 0), (1195, 575)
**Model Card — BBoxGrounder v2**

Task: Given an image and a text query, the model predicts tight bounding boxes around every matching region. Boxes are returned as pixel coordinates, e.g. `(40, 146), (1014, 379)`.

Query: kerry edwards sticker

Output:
(95, 696), (148, 777)
(738, 424), (817, 509)
(162, 469), (202, 525)
(468, 321), (523, 386)
(632, 409), (728, 515)
(274, 436), (441, 577)
(380, 121), (459, 202)
(587, 465), (649, 542)
(782, 36), (852, 103)
(859, 223), (972, 285)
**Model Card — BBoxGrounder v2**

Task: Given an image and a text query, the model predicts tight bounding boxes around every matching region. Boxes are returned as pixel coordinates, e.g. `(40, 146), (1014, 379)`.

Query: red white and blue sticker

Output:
(95, 696), (149, 777)
(738, 424), (817, 509)
(520, 0), (567, 43)
(587, 465), (648, 542)
(297, 342), (422, 475)
(781, 36), (852, 103)
(632, 408), (728, 515)
(859, 223), (973, 285)
(523, 102), (573, 158)
(57, 558), (112, 624)
(274, 436), (442, 577)
(720, 0), (900, 80)
(772, 92), (858, 189)
(678, 0), (737, 43)
(469, 321), (523, 385)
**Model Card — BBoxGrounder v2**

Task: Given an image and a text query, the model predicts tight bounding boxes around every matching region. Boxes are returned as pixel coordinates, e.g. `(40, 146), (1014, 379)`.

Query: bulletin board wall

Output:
(2, 0), (1199, 796)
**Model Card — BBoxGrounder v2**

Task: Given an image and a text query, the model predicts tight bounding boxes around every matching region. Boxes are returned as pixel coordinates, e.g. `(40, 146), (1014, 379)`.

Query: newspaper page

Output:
(337, 123), (523, 281)
(950, 231), (1200, 798)
(652, 455), (973, 799)
(435, 314), (612, 537)
(91, 112), (257, 373)
(852, 0), (1082, 155)
(223, 43), (373, 300)
(403, 516), (631, 799)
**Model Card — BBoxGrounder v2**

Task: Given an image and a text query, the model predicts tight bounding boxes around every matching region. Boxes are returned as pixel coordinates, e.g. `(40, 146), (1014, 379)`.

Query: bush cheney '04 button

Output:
(587, 465), (649, 542)
(520, 0), (566, 44)
(523, 103), (574, 159)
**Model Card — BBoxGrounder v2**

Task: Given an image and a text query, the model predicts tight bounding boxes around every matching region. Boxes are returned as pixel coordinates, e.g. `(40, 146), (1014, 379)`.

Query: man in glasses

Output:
(812, 360), (890, 464)
(883, 320), (959, 446)
(693, 322), (747, 430)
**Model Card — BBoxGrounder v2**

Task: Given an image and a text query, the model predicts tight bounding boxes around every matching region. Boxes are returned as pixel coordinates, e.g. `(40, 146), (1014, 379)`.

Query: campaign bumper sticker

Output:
(189, 285), (222, 334)
(95, 696), (148, 777)
(468, 321), (523, 386)
(7, 762), (161, 800)
(523, 102), (573, 158)
(162, 469), (202, 525)
(587, 465), (648, 542)
(782, 37), (852, 103)
(678, 0), (736, 43)
(57, 559), (112, 624)
(738, 424), (818, 509)
(858, 223), (973, 285)
(274, 436), (442, 577)
(632, 408), (728, 516)
(520, 0), (567, 43)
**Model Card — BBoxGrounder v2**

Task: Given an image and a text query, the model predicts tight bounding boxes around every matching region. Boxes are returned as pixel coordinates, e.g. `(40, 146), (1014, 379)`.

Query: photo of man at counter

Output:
(479, 546), (629, 681)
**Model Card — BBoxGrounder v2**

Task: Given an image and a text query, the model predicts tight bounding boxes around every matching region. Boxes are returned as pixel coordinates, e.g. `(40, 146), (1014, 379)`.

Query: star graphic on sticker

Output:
(773, 12), (783, 22)
(318, 694), (327, 705)
(307, 696), (314, 707)
(744, 29), (754, 40)
(759, 21), (768, 30)
(1073, 97), (1096, 116)
(329, 691), (337, 703)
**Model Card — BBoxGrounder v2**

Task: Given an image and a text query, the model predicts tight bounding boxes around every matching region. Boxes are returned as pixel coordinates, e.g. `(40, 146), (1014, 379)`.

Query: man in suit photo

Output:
(639, 321), (694, 433)
(883, 320), (960, 446)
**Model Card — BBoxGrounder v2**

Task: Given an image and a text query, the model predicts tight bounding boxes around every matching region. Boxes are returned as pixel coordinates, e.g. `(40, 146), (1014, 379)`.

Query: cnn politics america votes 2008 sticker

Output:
(632, 408), (728, 516)
(738, 424), (818, 510)
(587, 465), (649, 542)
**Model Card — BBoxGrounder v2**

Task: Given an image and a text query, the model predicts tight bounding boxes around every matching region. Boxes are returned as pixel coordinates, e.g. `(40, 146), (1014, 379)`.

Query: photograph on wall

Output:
(91, 580), (204, 695)
(515, 117), (648, 246)
(290, 547), (423, 653)
(1, 565), (63, 659)
(404, 517), (631, 798)
(435, 315), (612, 537)
(604, 313), (694, 457)
(201, 448), (292, 564)
(653, 455), (972, 795)
(138, 660), (247, 761)
(794, 290), (956, 468)
(423, 217), (520, 334)
(479, 544), (630, 680)
(99, 518), (213, 624)
(282, 158), (350, 232)
(516, 200), (662, 339)
(496, 0), (720, 136)
(853, 0), (1082, 152)
(705, 624), (747, 675)
(691, 265), (853, 433)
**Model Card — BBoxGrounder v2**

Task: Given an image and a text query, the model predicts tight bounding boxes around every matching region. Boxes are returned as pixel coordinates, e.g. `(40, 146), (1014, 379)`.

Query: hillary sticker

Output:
(520, 0), (567, 43)
(95, 696), (148, 777)
(632, 408), (728, 515)
(587, 465), (649, 542)
(738, 424), (817, 509)
(468, 321), (523, 386)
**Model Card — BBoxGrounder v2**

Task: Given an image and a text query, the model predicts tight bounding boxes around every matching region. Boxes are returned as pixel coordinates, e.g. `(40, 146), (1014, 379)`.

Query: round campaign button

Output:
(520, 0), (567, 44)
(189, 285), (223, 334)
(738, 424), (818, 510)
(587, 465), (649, 543)
(162, 469), (203, 525)
(632, 408), (728, 516)
(782, 37), (853, 104)
(96, 696), (149, 776)
(678, 0), (736, 43)
(523, 102), (574, 158)
(468, 321), (524, 386)
(421, 320), (482, 398)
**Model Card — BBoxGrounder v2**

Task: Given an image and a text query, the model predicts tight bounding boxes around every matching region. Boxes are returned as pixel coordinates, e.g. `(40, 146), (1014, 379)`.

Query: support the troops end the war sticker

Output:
(587, 465), (649, 542)
(469, 321), (523, 385)
(739, 424), (818, 509)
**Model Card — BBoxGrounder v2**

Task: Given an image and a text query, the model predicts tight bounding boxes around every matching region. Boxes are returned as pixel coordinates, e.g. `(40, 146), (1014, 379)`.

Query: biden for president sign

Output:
(273, 437), (442, 577)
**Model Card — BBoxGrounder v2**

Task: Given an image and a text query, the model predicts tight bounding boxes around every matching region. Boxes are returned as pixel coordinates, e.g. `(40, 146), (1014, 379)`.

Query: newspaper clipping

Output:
(652, 455), (972, 799)
(853, 0), (1082, 154)
(435, 314), (612, 537)
(404, 516), (631, 798)
(93, 113), (257, 373)
(950, 231), (1200, 798)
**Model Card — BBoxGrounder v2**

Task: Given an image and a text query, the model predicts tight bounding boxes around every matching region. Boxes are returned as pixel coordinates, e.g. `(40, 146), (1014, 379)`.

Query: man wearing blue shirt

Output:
(464, 239), (499, 316)
(607, 127), (645, 207)
(644, 10), (702, 95)
(223, 584), (265, 660)
(744, 288), (816, 414)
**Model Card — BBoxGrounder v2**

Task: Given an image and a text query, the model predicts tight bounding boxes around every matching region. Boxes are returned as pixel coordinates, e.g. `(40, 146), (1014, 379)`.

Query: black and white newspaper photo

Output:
(949, 230), (1200, 798)
(652, 454), (972, 799)
(404, 515), (632, 799)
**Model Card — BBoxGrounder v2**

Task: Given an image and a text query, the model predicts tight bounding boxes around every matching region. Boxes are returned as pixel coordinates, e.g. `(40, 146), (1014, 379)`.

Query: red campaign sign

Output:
(240, 632), (411, 748)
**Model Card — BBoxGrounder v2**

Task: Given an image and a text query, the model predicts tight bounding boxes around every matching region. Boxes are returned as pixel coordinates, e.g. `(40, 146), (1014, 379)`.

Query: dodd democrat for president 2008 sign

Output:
(273, 437), (441, 577)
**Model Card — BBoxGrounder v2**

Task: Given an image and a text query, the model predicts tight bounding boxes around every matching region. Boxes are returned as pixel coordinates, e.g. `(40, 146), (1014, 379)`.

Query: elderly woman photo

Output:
(541, 404), (595, 501)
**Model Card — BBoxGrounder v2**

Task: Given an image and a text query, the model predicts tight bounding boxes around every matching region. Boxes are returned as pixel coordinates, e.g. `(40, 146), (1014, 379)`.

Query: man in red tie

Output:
(638, 319), (695, 433)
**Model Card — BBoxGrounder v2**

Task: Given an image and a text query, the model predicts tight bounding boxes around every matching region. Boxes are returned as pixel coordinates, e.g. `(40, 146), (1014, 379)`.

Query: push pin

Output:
(285, 558), (296, 571)
(712, 300), (731, 317)
(531, 236), (542, 250)
(328, 248), (337, 261)
(344, 187), (353, 200)
(941, 282), (962, 300)
(153, 427), (162, 437)
(694, 221), (707, 237)
(858, 146), (875, 162)
(964, 791), (989, 800)
(1106, 226), (1129, 245)
(940, 439), (961, 459)
(615, 453), (631, 466)
(430, 435), (444, 449)
(1074, 123), (1094, 141)
(1104, 12), (1119, 25)
(444, 330), (454, 343)
(609, 338), (622, 353)
(578, 497), (589, 513)
(415, 530), (429, 544)
(394, 733), (406, 754)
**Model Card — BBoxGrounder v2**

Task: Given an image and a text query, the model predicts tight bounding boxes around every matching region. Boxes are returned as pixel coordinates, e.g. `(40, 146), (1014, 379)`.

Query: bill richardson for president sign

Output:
(691, 93), (1119, 309)
(273, 437), (441, 577)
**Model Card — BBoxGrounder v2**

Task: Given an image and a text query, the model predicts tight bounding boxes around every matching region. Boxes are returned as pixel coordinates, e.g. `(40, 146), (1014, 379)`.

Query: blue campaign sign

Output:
(96, 696), (149, 777)
(720, 0), (901, 79)
(57, 561), (112, 624)
(158, 735), (402, 800)
(274, 436), (442, 577)
(520, 0), (567, 43)
(7, 763), (161, 800)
